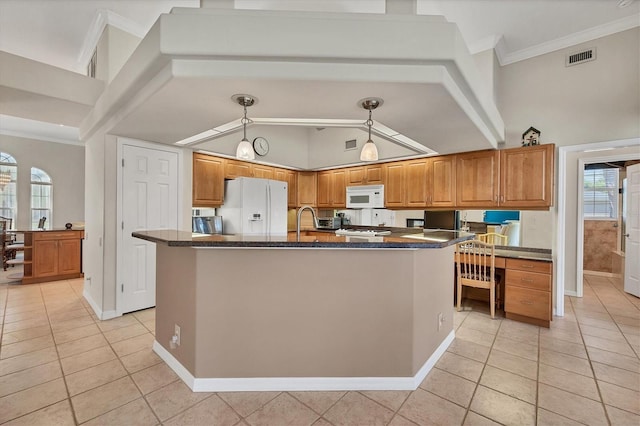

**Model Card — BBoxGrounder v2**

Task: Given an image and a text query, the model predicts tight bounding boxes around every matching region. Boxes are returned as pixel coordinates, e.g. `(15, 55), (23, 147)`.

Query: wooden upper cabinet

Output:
(347, 165), (384, 186)
(332, 169), (346, 208)
(500, 144), (554, 208)
(298, 172), (317, 206)
(192, 153), (224, 207)
(252, 164), (274, 179)
(316, 171), (332, 207)
(316, 170), (346, 208)
(456, 150), (500, 207)
(384, 162), (406, 208)
(285, 170), (297, 208)
(347, 167), (365, 185)
(224, 159), (252, 179)
(405, 159), (428, 207)
(428, 155), (456, 207)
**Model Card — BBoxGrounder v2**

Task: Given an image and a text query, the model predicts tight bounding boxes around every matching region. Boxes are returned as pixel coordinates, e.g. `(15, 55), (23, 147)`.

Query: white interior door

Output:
(624, 163), (640, 297)
(122, 144), (178, 313)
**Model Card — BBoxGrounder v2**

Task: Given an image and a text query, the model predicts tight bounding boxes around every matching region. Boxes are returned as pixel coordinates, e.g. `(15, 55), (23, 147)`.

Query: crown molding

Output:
(75, 9), (147, 73)
(467, 34), (502, 55)
(0, 115), (82, 146)
(497, 13), (640, 66)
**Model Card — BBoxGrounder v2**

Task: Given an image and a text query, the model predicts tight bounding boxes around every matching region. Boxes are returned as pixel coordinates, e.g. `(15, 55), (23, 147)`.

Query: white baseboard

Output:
(83, 289), (119, 320)
(564, 290), (579, 297)
(152, 330), (455, 392)
(584, 270), (615, 277)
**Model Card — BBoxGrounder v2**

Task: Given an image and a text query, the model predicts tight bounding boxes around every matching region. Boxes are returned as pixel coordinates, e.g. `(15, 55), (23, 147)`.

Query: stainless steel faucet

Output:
(297, 205), (319, 240)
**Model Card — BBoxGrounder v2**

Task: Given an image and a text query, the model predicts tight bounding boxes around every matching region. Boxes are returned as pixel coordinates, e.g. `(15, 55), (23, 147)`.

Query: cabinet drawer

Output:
(506, 269), (551, 291)
(506, 258), (551, 274)
(506, 286), (551, 321)
(33, 231), (82, 241)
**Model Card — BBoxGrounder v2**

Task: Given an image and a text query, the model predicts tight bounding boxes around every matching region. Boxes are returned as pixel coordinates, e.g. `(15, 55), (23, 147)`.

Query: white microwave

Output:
(346, 185), (385, 208)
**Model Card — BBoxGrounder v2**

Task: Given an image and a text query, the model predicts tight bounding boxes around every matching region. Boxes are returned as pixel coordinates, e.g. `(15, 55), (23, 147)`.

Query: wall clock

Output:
(253, 137), (269, 156)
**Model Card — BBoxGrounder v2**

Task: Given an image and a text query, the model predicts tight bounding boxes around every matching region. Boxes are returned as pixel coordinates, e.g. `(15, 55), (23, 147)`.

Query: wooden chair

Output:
(1, 218), (23, 271)
(478, 232), (508, 246)
(456, 239), (498, 318)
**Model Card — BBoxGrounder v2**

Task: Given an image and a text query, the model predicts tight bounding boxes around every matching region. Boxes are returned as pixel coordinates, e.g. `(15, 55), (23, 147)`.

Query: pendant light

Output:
(233, 94), (256, 160)
(360, 98), (383, 162)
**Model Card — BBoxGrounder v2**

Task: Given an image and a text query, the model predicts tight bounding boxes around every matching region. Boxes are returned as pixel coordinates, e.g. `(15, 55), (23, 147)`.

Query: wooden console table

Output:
(21, 229), (84, 284)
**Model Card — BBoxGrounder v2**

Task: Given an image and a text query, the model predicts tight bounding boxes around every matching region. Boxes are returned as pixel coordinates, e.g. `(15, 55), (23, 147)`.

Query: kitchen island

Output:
(133, 229), (473, 392)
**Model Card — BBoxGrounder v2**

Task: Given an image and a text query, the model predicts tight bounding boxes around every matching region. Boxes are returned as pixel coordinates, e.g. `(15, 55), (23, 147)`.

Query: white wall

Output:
(0, 134), (84, 229)
(497, 28), (639, 148)
(196, 125), (311, 169)
(307, 127), (415, 169)
(495, 28), (640, 255)
(95, 26), (141, 83)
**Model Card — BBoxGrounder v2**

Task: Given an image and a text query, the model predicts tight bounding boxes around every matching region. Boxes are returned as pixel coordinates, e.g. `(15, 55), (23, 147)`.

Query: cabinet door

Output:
(364, 165), (384, 185)
(316, 172), (332, 207)
(385, 162), (406, 207)
(428, 155), (456, 207)
(500, 144), (554, 208)
(224, 159), (252, 179)
(286, 170), (297, 208)
(347, 167), (365, 185)
(297, 172), (317, 206)
(34, 240), (58, 277)
(192, 153), (224, 207)
(252, 164), (274, 179)
(58, 239), (81, 275)
(505, 286), (551, 321)
(405, 159), (427, 207)
(456, 150), (499, 207)
(331, 170), (346, 207)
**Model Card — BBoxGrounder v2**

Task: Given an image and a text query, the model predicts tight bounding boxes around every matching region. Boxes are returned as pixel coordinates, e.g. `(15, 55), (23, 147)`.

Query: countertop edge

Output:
(132, 231), (474, 249)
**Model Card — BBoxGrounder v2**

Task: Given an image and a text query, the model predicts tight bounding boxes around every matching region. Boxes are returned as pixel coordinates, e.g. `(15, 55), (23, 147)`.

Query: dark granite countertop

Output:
(132, 228), (475, 249)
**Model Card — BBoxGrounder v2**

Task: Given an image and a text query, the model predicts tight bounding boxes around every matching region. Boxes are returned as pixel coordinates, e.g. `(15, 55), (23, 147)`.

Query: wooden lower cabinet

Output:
(504, 258), (552, 327)
(23, 230), (83, 284)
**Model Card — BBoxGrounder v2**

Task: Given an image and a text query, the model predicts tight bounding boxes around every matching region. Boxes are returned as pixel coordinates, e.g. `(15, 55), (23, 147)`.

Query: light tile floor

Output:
(0, 273), (638, 425)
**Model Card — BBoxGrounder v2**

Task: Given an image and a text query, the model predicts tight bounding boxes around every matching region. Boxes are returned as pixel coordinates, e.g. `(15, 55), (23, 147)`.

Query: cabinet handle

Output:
(521, 278), (534, 283)
(520, 299), (534, 305)
(500, 195), (504, 203)
(519, 264), (534, 269)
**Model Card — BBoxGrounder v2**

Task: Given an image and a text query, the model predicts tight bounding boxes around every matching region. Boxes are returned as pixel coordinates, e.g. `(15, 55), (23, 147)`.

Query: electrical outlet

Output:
(438, 313), (444, 331)
(174, 324), (181, 346)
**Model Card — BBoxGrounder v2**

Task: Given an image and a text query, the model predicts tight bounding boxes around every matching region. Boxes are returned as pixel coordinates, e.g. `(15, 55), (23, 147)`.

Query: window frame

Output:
(0, 152), (18, 229)
(582, 167), (619, 220)
(30, 167), (53, 230)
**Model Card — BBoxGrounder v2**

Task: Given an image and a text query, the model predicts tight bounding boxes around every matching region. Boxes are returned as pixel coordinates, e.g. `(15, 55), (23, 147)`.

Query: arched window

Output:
(31, 167), (52, 230)
(0, 152), (18, 229)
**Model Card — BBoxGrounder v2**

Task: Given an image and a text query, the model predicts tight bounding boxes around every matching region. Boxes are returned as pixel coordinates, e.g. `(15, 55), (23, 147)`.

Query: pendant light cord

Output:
(242, 104), (248, 141)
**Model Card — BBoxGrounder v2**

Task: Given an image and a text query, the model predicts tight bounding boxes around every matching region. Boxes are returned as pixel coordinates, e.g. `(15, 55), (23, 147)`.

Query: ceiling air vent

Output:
(345, 139), (357, 151)
(566, 47), (596, 67)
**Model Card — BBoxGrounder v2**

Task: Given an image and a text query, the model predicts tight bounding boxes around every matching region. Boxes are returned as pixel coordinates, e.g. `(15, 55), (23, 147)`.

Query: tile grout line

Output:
(569, 279), (612, 426)
(458, 309), (503, 425)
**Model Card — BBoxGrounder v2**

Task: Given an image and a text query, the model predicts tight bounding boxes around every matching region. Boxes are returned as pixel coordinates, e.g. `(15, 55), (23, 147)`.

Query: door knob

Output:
(624, 233), (630, 237)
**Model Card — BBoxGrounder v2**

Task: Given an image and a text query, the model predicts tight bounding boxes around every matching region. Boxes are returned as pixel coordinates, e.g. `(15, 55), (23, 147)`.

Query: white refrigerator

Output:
(217, 177), (288, 236)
